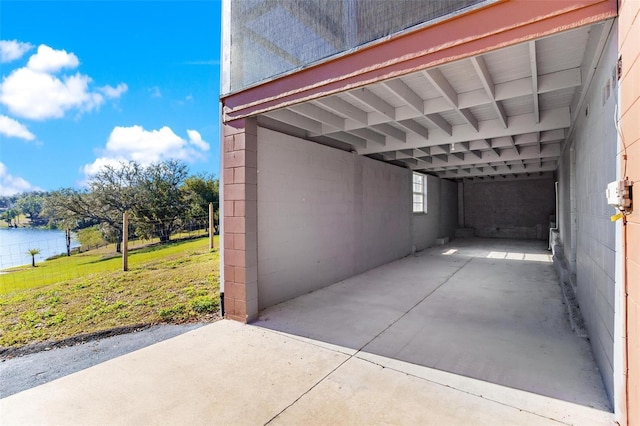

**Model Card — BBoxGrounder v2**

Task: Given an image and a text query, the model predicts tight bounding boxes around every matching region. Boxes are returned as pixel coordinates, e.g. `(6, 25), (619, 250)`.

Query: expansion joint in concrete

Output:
(265, 257), (476, 425)
(353, 356), (573, 426)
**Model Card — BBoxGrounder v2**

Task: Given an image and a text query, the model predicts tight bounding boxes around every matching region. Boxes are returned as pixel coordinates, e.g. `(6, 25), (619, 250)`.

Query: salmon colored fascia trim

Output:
(222, 0), (616, 122)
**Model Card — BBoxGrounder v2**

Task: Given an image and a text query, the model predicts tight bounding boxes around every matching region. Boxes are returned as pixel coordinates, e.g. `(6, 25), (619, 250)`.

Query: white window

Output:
(413, 173), (427, 213)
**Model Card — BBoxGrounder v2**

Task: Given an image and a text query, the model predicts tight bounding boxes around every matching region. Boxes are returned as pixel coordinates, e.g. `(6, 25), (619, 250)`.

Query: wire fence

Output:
(0, 214), (216, 294)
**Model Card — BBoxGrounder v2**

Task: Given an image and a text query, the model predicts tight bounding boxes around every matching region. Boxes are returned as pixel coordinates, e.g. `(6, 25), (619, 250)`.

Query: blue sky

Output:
(0, 1), (222, 195)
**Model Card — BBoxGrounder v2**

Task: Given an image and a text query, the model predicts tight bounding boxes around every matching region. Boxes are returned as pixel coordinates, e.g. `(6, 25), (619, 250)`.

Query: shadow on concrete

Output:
(252, 238), (612, 412)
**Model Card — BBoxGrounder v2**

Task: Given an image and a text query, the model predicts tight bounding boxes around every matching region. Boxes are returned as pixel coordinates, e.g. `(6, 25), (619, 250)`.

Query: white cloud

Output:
(149, 86), (161, 98)
(186, 129), (209, 151)
(83, 125), (210, 176)
(26, 44), (79, 73)
(0, 44), (126, 120)
(0, 40), (33, 62)
(0, 162), (40, 196)
(100, 83), (128, 99)
(81, 157), (128, 177)
(0, 68), (103, 120)
(0, 115), (35, 140)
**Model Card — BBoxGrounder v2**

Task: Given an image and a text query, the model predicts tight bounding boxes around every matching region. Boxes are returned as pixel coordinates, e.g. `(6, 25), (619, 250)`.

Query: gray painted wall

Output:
(256, 128), (458, 310)
(439, 178), (459, 239)
(557, 148), (575, 269)
(412, 175), (458, 251)
(559, 27), (618, 400)
(463, 178), (555, 240)
(257, 128), (412, 309)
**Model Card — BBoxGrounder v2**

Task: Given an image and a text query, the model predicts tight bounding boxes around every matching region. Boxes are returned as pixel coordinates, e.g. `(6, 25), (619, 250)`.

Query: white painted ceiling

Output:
(260, 20), (612, 180)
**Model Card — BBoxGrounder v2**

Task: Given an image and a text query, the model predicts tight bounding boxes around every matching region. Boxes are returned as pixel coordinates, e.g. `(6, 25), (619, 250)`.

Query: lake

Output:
(0, 228), (80, 269)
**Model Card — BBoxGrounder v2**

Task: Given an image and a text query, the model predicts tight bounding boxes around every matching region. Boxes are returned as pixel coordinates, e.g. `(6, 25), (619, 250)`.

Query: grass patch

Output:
(0, 237), (219, 349)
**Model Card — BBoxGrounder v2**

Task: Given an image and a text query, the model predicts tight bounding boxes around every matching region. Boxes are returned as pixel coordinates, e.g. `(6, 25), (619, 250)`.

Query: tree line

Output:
(1, 160), (219, 254)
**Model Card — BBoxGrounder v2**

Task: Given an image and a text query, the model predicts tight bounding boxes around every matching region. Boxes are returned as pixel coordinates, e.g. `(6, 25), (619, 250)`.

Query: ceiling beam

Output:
(371, 123), (405, 142)
(424, 113), (452, 136)
(289, 103), (345, 131)
(424, 69), (458, 107)
(349, 128), (386, 146)
(471, 55), (508, 128)
(424, 68), (478, 131)
(383, 79), (423, 113)
(529, 41), (540, 123)
(415, 142), (561, 168)
(397, 119), (429, 139)
(359, 106), (570, 155)
(265, 109), (322, 134)
(459, 108), (479, 131)
(346, 88), (395, 120)
(315, 97), (367, 125)
(343, 68), (580, 132)
(437, 161), (557, 179)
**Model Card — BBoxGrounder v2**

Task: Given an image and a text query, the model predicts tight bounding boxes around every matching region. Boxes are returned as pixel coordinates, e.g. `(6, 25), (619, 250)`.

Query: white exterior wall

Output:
(562, 28), (618, 400)
(257, 128), (412, 309)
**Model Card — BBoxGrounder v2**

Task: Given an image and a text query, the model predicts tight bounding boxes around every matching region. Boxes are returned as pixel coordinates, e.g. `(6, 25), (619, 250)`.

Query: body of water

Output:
(0, 228), (80, 269)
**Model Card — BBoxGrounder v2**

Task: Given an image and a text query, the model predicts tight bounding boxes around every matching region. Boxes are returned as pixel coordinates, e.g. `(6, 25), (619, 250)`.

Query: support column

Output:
(222, 117), (258, 322)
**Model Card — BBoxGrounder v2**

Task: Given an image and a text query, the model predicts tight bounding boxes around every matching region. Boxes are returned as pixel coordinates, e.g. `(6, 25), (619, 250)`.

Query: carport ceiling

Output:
(260, 21), (613, 180)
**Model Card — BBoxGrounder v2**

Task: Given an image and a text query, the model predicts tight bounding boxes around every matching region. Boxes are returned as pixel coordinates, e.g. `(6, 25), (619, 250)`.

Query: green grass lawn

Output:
(0, 236), (220, 349)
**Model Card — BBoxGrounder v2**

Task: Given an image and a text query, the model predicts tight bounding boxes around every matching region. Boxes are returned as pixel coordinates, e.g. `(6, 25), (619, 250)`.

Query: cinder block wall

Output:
(567, 25), (618, 401)
(557, 147), (575, 269)
(256, 128), (413, 309)
(463, 177), (555, 240)
(412, 175), (458, 251)
(439, 178), (459, 239)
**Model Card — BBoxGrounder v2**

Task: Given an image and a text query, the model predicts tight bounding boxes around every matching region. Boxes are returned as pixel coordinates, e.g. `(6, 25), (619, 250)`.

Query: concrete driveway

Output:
(0, 239), (614, 425)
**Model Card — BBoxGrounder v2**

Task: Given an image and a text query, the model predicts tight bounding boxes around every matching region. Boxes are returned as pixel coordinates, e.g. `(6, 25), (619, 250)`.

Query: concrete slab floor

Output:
(0, 321), (613, 425)
(255, 238), (612, 413)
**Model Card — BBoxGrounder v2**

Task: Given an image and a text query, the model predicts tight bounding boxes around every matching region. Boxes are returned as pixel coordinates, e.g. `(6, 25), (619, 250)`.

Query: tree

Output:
(27, 248), (41, 267)
(45, 162), (141, 253)
(133, 160), (189, 242)
(181, 174), (219, 225)
(0, 208), (18, 227)
(16, 193), (44, 225)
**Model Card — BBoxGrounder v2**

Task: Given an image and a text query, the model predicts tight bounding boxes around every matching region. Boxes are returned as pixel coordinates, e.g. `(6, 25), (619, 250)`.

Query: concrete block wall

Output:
(463, 177), (555, 240)
(222, 118), (259, 322)
(569, 25), (618, 401)
(439, 178), (458, 239)
(557, 147), (575, 270)
(412, 175), (458, 251)
(256, 128), (412, 309)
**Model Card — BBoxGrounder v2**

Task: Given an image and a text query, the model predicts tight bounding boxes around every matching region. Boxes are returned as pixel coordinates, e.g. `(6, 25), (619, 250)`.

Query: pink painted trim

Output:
(222, 0), (616, 121)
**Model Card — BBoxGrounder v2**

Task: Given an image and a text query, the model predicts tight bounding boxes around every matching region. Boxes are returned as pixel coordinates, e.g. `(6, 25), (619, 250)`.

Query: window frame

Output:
(412, 172), (427, 214)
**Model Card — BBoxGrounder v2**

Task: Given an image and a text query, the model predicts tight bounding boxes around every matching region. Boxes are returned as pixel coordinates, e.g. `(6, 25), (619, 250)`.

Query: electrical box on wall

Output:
(606, 179), (633, 212)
